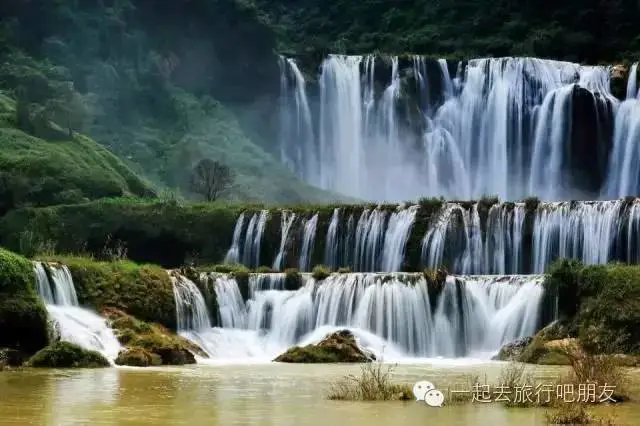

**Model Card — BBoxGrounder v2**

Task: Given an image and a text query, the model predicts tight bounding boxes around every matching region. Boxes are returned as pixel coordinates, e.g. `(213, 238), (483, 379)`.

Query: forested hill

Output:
(0, 0), (335, 206)
(259, 0), (640, 63)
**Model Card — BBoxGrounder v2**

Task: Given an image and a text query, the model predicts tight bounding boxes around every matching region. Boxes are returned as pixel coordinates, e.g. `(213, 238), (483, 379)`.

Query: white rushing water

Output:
(278, 55), (632, 201)
(226, 198), (640, 274)
(33, 262), (121, 362)
(173, 272), (546, 363)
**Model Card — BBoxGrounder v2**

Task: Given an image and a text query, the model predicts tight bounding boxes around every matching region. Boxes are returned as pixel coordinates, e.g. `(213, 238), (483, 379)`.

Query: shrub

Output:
(327, 363), (412, 401)
(311, 264), (331, 281)
(284, 268), (302, 290)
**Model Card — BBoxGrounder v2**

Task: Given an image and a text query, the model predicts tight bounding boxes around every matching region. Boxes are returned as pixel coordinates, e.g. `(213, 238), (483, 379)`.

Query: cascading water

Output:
(323, 208), (340, 269)
(224, 199), (640, 275)
(299, 213), (319, 272)
(33, 262), (121, 362)
(272, 211), (296, 270)
(278, 55), (629, 201)
(173, 272), (547, 362)
(224, 210), (268, 267)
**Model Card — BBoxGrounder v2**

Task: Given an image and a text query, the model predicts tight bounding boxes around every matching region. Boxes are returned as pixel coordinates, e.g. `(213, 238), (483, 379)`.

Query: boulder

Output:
(103, 308), (202, 366)
(115, 348), (162, 367)
(27, 341), (110, 368)
(493, 336), (533, 361)
(274, 330), (376, 363)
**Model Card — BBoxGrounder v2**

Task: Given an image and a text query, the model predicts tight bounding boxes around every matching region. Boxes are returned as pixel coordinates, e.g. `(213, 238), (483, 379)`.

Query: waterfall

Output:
(33, 262), (121, 362)
(175, 272), (546, 361)
(225, 210), (268, 267)
(353, 208), (388, 271)
(272, 211), (297, 270)
(224, 212), (245, 264)
(224, 199), (640, 275)
(323, 208), (340, 269)
(531, 200), (623, 273)
(279, 55), (626, 201)
(602, 100), (640, 198)
(171, 273), (211, 332)
(380, 205), (418, 272)
(278, 56), (317, 182)
(627, 63), (638, 100)
(299, 213), (319, 272)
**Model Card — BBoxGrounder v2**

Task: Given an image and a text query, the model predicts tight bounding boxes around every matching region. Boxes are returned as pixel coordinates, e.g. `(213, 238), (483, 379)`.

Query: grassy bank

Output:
(0, 248), (49, 356)
(36, 254), (177, 330)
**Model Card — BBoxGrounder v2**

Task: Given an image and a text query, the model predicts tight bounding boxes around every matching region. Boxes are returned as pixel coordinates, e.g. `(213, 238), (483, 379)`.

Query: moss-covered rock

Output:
(274, 330), (376, 363)
(104, 308), (203, 366)
(115, 347), (162, 367)
(493, 336), (533, 361)
(28, 341), (110, 368)
(0, 248), (49, 355)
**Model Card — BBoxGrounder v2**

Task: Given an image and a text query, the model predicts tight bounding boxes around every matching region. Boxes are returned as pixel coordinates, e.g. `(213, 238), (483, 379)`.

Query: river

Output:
(1, 362), (638, 425)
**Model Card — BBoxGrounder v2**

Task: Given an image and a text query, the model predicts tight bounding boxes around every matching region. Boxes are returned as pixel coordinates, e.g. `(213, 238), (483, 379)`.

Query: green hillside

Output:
(0, 92), (154, 215)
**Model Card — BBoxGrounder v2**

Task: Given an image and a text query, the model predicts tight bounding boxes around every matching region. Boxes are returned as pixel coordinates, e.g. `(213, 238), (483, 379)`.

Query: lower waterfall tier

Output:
(173, 272), (553, 361)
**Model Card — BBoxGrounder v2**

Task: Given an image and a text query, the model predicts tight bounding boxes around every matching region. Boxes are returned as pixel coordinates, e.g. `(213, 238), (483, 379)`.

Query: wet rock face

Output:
(493, 336), (534, 361)
(273, 329), (377, 363)
(610, 64), (628, 100)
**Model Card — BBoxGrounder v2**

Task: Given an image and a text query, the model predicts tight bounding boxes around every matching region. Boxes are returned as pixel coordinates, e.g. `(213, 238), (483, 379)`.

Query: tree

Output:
(189, 158), (234, 201)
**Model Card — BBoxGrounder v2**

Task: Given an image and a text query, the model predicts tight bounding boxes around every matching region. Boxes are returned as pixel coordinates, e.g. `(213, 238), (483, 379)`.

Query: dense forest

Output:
(0, 0), (639, 213)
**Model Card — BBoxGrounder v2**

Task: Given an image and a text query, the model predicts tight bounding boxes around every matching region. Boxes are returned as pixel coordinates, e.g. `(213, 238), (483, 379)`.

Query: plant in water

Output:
(497, 362), (541, 408)
(555, 342), (629, 402)
(311, 264), (331, 281)
(327, 362), (412, 401)
(544, 404), (618, 425)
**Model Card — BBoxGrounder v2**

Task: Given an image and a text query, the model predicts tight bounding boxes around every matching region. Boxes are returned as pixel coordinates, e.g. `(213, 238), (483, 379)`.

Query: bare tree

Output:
(190, 158), (234, 201)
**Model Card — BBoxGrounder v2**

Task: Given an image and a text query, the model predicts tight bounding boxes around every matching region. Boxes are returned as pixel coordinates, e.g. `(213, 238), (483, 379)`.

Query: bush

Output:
(28, 341), (110, 368)
(544, 404), (617, 425)
(311, 264), (331, 281)
(208, 263), (250, 274)
(284, 268), (302, 290)
(555, 342), (629, 402)
(327, 363), (412, 401)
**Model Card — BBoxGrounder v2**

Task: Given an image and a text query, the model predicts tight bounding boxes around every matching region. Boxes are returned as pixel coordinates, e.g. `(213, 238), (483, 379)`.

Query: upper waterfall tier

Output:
(278, 55), (640, 201)
(224, 198), (640, 274)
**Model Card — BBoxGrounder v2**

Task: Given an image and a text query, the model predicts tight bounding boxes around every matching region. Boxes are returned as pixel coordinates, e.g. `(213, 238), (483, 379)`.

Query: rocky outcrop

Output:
(274, 330), (376, 363)
(104, 308), (202, 367)
(610, 64), (628, 99)
(27, 342), (110, 368)
(493, 336), (533, 361)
